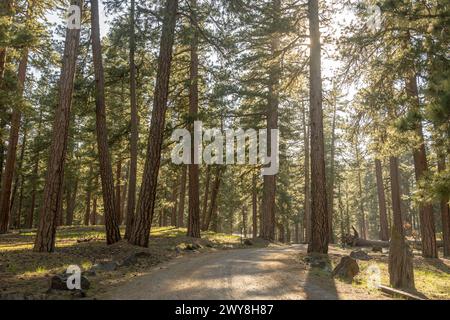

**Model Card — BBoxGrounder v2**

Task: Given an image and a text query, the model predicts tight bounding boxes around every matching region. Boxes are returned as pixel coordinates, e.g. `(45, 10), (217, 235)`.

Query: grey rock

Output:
(50, 274), (90, 291)
(92, 261), (118, 272)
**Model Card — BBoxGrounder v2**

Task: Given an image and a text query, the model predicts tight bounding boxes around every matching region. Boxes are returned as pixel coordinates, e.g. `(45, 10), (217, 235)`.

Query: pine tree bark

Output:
(375, 159), (390, 241)
(302, 101), (311, 243)
(115, 158), (122, 225)
(437, 153), (450, 257)
(406, 74), (437, 258)
(307, 0), (329, 254)
(171, 178), (179, 226)
(91, 194), (98, 226)
(201, 166), (211, 229)
(261, 0), (280, 242)
(203, 167), (222, 231)
(187, 0), (201, 239)
(65, 175), (78, 226)
(355, 142), (367, 239)
(10, 126), (27, 229)
(84, 182), (91, 226)
(327, 100), (337, 243)
(252, 174), (258, 239)
(129, 0), (178, 247)
(178, 166), (187, 228)
(125, 0), (139, 241)
(33, 0), (82, 251)
(388, 156), (415, 290)
(0, 50), (28, 234)
(91, 0), (121, 245)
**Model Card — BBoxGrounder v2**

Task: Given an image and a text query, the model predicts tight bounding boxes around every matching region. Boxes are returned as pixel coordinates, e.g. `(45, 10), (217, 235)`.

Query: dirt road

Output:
(103, 245), (384, 300)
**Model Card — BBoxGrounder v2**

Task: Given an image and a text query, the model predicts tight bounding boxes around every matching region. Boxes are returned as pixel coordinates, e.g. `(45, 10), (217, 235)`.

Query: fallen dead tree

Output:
(342, 227), (443, 249)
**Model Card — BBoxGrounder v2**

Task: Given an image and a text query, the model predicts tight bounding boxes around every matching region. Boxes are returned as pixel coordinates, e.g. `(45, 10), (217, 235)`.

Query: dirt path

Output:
(103, 245), (386, 300)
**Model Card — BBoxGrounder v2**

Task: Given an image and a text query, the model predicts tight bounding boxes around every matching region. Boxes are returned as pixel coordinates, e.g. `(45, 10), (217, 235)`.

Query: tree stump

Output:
(332, 257), (360, 281)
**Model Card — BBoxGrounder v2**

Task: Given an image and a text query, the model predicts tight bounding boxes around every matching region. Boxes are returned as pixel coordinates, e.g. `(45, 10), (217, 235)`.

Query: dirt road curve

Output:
(104, 245), (380, 300)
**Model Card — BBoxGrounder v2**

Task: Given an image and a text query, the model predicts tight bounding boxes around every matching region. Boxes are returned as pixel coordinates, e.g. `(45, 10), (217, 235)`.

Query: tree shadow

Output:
(303, 254), (340, 300)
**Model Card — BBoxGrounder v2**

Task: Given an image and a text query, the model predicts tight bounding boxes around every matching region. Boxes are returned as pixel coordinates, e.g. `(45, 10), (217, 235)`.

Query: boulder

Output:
(332, 257), (360, 281)
(350, 249), (372, 261)
(50, 274), (90, 291)
(92, 261), (118, 272)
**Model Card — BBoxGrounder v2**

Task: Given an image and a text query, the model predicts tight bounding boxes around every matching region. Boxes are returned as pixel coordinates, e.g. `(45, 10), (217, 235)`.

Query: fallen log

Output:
(378, 285), (426, 300)
(342, 226), (444, 249)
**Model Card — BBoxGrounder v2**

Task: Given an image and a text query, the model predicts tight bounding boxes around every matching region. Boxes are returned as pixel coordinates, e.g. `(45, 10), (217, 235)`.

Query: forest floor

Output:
(0, 227), (449, 300)
(0, 226), (260, 299)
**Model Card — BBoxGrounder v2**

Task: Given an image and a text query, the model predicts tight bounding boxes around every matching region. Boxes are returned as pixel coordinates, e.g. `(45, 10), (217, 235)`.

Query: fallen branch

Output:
(378, 285), (426, 300)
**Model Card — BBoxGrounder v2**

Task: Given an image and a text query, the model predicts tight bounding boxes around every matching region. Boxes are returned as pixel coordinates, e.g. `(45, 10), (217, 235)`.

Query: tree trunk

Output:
(33, 1), (83, 252)
(302, 101), (311, 243)
(252, 174), (258, 239)
(0, 50), (28, 234)
(406, 74), (437, 258)
(203, 167), (222, 231)
(356, 142), (367, 240)
(261, 0), (280, 242)
(307, 0), (329, 254)
(115, 158), (122, 225)
(375, 159), (390, 241)
(388, 156), (415, 290)
(91, 0), (121, 245)
(129, 0), (178, 247)
(84, 184), (91, 226)
(125, 0), (139, 241)
(66, 175), (78, 226)
(242, 206), (247, 238)
(171, 178), (179, 226)
(327, 100), (337, 243)
(91, 194), (98, 226)
(10, 126), (27, 229)
(178, 166), (187, 228)
(201, 166), (211, 228)
(187, 0), (201, 239)
(437, 153), (450, 257)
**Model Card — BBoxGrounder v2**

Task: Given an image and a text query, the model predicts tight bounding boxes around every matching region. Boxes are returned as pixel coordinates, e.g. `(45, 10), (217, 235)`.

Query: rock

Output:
(120, 255), (138, 267)
(244, 239), (253, 246)
(372, 246), (383, 253)
(92, 261), (118, 272)
(50, 274), (91, 291)
(332, 257), (360, 281)
(350, 250), (372, 261)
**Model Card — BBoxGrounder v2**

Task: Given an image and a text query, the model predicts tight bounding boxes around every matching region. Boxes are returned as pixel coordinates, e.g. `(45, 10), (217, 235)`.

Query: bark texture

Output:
(91, 0), (121, 245)
(375, 159), (390, 241)
(307, 0), (329, 254)
(388, 157), (415, 290)
(129, 0), (178, 247)
(187, 0), (201, 239)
